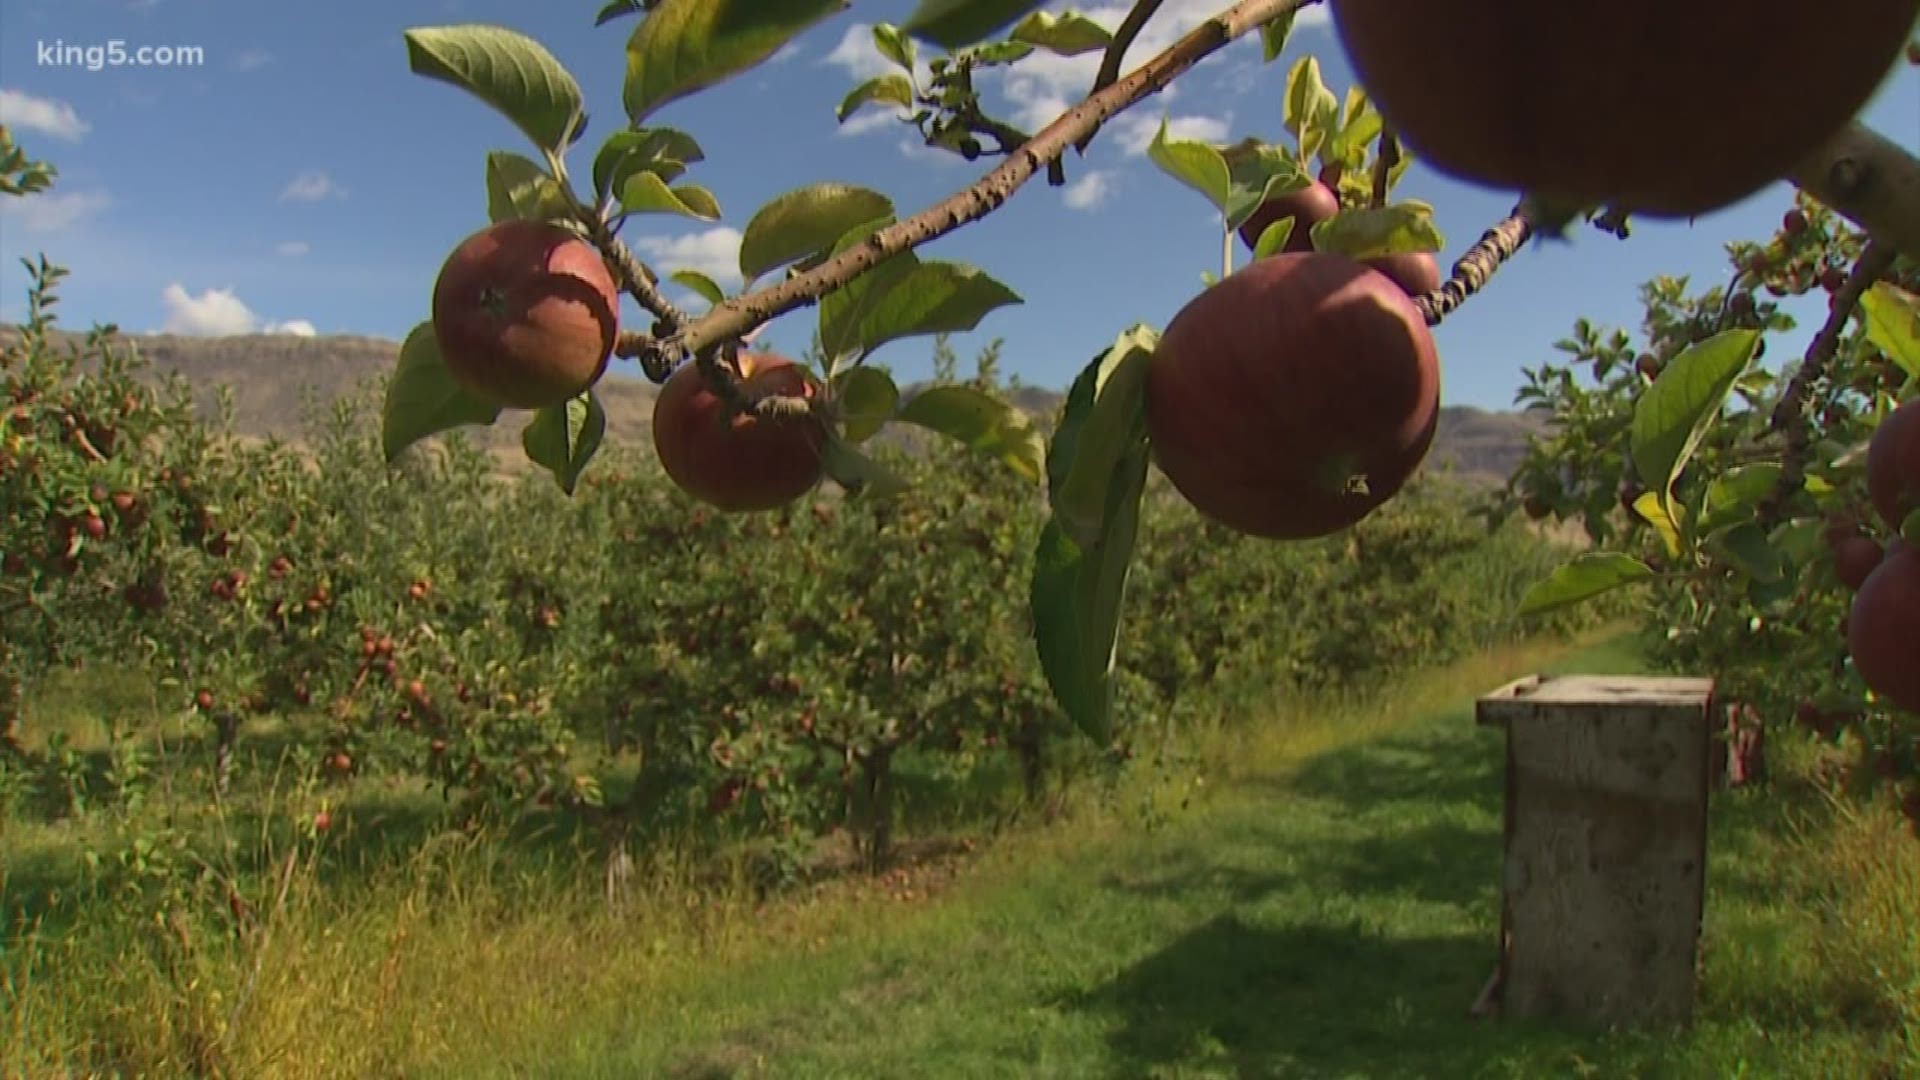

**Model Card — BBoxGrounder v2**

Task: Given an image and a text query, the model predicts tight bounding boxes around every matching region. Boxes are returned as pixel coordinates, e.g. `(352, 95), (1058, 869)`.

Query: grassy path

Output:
(420, 633), (1915, 1079)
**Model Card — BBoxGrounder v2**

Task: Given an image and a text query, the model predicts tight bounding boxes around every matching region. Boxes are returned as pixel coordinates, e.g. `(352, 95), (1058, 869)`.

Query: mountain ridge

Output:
(0, 324), (1548, 485)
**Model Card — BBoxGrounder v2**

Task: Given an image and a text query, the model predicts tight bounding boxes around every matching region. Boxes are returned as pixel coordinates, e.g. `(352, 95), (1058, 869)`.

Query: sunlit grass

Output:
(6, 628), (1915, 1078)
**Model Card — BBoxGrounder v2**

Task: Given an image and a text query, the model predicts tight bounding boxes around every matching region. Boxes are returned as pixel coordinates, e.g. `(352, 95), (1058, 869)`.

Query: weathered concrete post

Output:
(1472, 673), (1716, 1027)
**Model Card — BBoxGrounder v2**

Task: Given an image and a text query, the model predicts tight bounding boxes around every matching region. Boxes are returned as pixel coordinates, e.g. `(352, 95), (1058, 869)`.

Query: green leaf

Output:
(821, 432), (911, 498)
(1902, 508), (1920, 545)
(1008, 11), (1112, 55)
(836, 74), (915, 121)
(1698, 462), (1782, 533)
(595, 1), (647, 27)
(897, 384), (1045, 481)
(1708, 521), (1781, 582)
(1323, 90), (1383, 171)
(671, 184), (722, 219)
(817, 217), (917, 366)
(381, 322), (502, 464)
(824, 260), (1023, 364)
(669, 269), (727, 306)
(521, 392), (605, 495)
(1309, 202), (1444, 260)
(1629, 329), (1760, 502)
(1147, 120), (1232, 215)
(1283, 55), (1339, 163)
(872, 23), (916, 71)
(901, 0), (1049, 49)
(834, 365), (899, 442)
(969, 40), (1036, 66)
(1219, 137), (1312, 228)
(1252, 219), (1295, 260)
(1630, 490), (1683, 559)
(1052, 325), (1156, 546)
(591, 128), (705, 200)
(1030, 342), (1153, 744)
(405, 25), (586, 152)
(1860, 281), (1920, 379)
(484, 151), (572, 223)
(739, 183), (895, 281)
(623, 0), (849, 125)
(618, 171), (720, 219)
(1517, 552), (1656, 616)
(1260, 12), (1296, 62)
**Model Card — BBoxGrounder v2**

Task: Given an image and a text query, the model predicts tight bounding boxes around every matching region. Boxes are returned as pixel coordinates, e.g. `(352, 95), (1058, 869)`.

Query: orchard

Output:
(375, 0), (1920, 770)
(3, 0), (1920, 1070)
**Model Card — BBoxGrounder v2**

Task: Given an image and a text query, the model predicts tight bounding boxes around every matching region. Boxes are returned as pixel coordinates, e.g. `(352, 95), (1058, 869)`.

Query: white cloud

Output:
(837, 106), (904, 138)
(0, 189), (110, 232)
(0, 89), (90, 141)
(159, 283), (312, 337)
(822, 23), (898, 82)
(279, 170), (345, 202)
(982, 0), (1321, 141)
(231, 49), (273, 72)
(1112, 112), (1232, 155)
(1062, 169), (1115, 211)
(628, 227), (744, 287)
(769, 41), (803, 64)
(275, 240), (310, 257)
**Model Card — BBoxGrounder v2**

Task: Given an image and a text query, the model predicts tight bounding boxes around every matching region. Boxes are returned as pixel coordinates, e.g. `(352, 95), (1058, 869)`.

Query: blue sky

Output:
(0, 0), (1914, 411)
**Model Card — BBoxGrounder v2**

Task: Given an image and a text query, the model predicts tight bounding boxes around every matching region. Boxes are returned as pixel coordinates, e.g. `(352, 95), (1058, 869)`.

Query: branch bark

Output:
(1789, 123), (1920, 265)
(621, 0), (1320, 379)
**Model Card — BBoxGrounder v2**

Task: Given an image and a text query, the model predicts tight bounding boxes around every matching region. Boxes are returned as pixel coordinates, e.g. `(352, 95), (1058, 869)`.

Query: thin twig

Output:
(1075, 0), (1170, 153)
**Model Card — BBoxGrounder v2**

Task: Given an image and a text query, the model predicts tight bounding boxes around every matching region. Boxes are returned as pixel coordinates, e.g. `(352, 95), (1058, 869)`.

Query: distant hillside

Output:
(0, 324), (1547, 486)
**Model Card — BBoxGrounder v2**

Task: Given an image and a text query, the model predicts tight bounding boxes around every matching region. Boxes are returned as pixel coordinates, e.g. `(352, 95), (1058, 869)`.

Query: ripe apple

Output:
(652, 352), (828, 512)
(430, 219), (620, 410)
(1363, 251), (1442, 298)
(1832, 535), (1884, 591)
(1866, 399), (1920, 531)
(1236, 182), (1342, 254)
(1848, 544), (1920, 713)
(1144, 252), (1440, 539)
(1329, 0), (1920, 216)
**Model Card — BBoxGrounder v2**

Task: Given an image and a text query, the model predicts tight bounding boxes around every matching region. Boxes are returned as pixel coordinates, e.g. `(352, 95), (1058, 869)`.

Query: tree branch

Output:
(1075, 0), (1170, 153)
(1789, 122), (1920, 264)
(1756, 239), (1896, 526)
(1412, 207), (1536, 327)
(622, 0), (1321, 384)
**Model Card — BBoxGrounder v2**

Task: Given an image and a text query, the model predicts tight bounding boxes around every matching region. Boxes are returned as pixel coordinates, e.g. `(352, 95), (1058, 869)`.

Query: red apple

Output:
(430, 219), (620, 410)
(1145, 252), (1440, 539)
(1849, 545), (1920, 713)
(1236, 182), (1342, 254)
(652, 352), (828, 512)
(1867, 399), (1920, 532)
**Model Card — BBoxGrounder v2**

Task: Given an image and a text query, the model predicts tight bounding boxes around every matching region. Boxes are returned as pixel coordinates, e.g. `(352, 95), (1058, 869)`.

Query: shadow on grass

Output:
(1062, 913), (1645, 1079)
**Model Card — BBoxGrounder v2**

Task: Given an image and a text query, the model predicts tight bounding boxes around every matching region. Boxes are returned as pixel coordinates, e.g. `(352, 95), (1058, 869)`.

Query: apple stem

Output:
(1412, 206), (1535, 327)
(1756, 238), (1896, 527)
(1221, 219), (1233, 280)
(1369, 127), (1398, 210)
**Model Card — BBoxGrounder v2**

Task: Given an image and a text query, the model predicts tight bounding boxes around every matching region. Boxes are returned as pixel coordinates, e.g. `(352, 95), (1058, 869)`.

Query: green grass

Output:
(8, 630), (1918, 1078)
